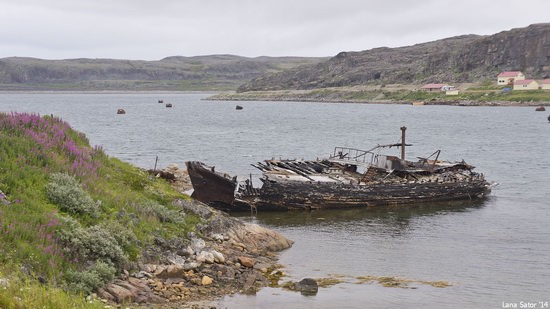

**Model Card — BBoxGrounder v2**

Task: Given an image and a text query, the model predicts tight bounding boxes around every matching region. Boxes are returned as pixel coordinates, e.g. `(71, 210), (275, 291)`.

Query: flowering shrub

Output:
(45, 173), (100, 217)
(0, 112), (103, 179)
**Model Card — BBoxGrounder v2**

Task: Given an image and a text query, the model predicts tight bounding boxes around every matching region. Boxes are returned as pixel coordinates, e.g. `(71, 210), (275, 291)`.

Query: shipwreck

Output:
(186, 127), (496, 211)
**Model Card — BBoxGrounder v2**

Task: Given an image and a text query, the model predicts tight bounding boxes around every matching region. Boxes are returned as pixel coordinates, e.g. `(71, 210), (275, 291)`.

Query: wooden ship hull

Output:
(186, 128), (496, 211)
(186, 160), (493, 211)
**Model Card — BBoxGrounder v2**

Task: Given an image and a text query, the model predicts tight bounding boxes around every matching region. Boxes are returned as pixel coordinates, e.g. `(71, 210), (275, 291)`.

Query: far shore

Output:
(0, 90), (219, 94)
(206, 94), (550, 107)
(1, 89), (549, 107)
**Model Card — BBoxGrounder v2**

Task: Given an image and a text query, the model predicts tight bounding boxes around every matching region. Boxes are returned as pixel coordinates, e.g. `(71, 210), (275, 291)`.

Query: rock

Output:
(96, 287), (115, 302)
(156, 264), (185, 279)
(184, 262), (200, 270)
(211, 250), (225, 263)
(176, 199), (215, 220)
(243, 273), (257, 293)
(196, 251), (214, 263)
(142, 264), (155, 273)
(237, 256), (255, 268)
(115, 281), (141, 296)
(201, 276), (213, 286)
(153, 265), (165, 276)
(134, 270), (153, 279)
(147, 293), (167, 304)
(180, 246), (194, 257)
(253, 262), (271, 271)
(127, 277), (151, 291)
(162, 289), (175, 299)
(105, 284), (134, 303)
(165, 278), (185, 285)
(293, 278), (318, 295)
(151, 281), (164, 291)
(168, 255), (186, 265)
(191, 238), (206, 253)
(211, 233), (225, 242)
(175, 199), (294, 252)
(227, 223), (294, 252)
(167, 163), (179, 171)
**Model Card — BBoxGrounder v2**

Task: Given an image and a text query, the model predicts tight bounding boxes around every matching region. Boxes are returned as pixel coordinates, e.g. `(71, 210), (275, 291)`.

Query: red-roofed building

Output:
(497, 71), (525, 85)
(513, 79), (539, 90)
(540, 79), (550, 90)
(421, 83), (448, 92)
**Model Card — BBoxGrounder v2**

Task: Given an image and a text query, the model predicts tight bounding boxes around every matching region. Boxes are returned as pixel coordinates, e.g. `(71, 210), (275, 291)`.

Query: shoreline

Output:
(1, 89), (549, 107)
(207, 95), (550, 107)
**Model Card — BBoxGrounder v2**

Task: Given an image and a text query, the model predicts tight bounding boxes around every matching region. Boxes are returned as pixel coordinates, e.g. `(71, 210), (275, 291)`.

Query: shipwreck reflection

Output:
(232, 198), (491, 234)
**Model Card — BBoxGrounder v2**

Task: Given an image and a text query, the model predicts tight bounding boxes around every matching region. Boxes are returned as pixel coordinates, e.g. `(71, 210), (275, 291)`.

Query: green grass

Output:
(0, 112), (199, 306)
(0, 268), (105, 309)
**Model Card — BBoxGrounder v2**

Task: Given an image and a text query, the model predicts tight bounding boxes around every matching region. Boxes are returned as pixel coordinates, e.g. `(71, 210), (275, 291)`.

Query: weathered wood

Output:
(185, 131), (494, 212)
(186, 157), (493, 212)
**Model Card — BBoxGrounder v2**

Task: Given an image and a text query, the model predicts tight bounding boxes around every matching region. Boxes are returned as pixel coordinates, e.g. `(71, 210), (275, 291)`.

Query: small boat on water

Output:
(236, 105), (243, 110)
(158, 100), (164, 103)
(166, 103), (173, 108)
(186, 127), (496, 211)
(535, 106), (546, 111)
(116, 109), (126, 114)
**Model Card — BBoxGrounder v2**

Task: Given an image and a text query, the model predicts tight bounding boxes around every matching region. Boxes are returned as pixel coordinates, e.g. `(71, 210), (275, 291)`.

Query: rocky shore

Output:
(91, 165), (293, 308)
(207, 91), (550, 107)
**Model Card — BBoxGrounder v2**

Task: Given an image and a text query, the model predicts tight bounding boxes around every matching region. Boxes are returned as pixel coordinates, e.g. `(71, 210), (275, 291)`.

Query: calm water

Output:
(1, 93), (549, 308)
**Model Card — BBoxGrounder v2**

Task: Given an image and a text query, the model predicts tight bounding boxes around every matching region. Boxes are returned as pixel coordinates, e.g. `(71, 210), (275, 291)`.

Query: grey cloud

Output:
(0, 0), (548, 60)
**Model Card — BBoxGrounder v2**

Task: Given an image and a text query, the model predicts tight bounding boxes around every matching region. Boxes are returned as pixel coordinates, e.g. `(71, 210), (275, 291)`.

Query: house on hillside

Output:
(497, 71), (525, 85)
(421, 83), (448, 92)
(540, 79), (550, 90)
(513, 79), (539, 90)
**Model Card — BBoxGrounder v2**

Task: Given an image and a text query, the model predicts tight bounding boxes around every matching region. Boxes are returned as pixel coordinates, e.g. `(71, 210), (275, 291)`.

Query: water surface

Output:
(1, 93), (549, 308)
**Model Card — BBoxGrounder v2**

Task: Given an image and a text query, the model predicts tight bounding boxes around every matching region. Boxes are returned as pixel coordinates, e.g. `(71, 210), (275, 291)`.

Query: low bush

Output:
(45, 173), (100, 218)
(141, 201), (186, 224)
(55, 216), (127, 268)
(64, 261), (116, 295)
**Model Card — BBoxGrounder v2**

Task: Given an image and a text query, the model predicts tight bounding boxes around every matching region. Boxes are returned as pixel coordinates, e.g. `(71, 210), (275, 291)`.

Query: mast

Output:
(400, 126), (406, 160)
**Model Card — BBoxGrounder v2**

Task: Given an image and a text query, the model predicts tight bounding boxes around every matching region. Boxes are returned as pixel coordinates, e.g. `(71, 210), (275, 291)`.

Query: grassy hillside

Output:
(0, 112), (198, 308)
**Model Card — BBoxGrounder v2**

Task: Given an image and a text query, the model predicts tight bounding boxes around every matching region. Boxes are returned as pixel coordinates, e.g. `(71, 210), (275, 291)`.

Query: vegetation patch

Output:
(0, 112), (199, 306)
(315, 277), (346, 288)
(355, 275), (452, 289)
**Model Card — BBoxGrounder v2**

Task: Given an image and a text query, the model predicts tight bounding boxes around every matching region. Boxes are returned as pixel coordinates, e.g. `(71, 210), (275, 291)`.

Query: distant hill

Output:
(237, 23), (550, 92)
(3, 24), (549, 93)
(0, 55), (327, 91)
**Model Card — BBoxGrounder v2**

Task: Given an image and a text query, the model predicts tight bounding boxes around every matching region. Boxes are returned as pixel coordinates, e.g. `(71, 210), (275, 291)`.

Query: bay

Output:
(1, 93), (549, 308)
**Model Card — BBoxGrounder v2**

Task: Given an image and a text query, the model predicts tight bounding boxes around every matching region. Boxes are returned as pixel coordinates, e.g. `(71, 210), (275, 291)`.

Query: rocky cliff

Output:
(237, 23), (550, 92)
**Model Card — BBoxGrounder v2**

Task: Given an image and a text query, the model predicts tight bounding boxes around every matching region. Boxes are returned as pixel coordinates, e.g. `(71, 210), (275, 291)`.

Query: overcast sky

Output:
(1, 0), (549, 61)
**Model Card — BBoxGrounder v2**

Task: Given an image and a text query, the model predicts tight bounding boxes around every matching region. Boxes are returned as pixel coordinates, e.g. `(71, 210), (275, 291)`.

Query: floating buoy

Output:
(116, 109), (126, 114)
